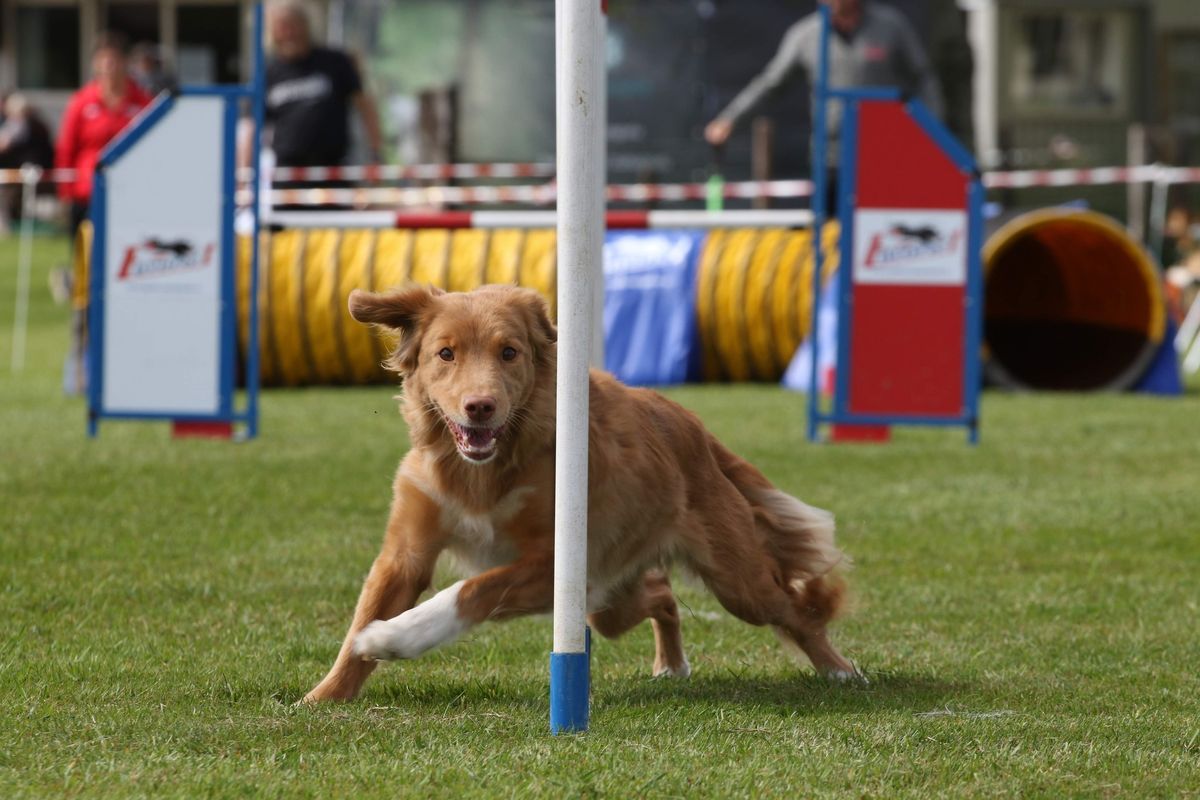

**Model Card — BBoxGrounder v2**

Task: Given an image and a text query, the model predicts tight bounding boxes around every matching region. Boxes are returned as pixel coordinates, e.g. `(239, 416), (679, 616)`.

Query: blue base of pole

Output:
(550, 627), (590, 734)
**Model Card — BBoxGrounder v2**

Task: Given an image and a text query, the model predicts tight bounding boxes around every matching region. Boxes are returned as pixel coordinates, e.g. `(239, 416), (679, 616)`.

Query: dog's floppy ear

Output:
(348, 285), (443, 374)
(513, 288), (557, 364)
(348, 285), (443, 329)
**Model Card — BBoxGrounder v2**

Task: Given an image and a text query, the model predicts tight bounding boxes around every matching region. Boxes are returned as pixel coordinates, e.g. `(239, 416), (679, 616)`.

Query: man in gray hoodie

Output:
(705, 0), (943, 177)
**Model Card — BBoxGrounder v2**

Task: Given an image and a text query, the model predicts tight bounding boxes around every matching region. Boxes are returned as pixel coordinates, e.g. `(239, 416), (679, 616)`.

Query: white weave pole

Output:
(550, 0), (604, 735)
(591, 6), (607, 371)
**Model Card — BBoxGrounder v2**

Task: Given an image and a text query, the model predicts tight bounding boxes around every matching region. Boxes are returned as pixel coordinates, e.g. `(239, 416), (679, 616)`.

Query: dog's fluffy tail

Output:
(715, 444), (849, 622)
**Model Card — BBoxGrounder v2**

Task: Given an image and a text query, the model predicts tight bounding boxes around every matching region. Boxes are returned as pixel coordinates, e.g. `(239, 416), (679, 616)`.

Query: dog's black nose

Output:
(464, 396), (497, 423)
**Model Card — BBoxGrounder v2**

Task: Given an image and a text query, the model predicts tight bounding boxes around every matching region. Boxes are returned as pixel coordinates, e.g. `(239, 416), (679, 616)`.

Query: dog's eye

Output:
(438, 347), (454, 362)
(501, 346), (518, 362)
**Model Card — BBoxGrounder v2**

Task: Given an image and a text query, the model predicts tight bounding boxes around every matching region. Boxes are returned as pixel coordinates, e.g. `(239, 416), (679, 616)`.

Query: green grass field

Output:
(2, 236), (1198, 798)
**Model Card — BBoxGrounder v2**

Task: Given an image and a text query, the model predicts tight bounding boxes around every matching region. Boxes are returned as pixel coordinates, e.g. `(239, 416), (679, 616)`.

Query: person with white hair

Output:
(263, 1), (383, 167)
(0, 93), (53, 165)
(0, 93), (54, 234)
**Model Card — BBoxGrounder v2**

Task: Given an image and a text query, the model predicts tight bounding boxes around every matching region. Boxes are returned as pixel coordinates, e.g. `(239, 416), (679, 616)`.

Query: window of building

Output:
(104, 3), (161, 46)
(1003, 8), (1137, 120)
(16, 6), (82, 89)
(177, 5), (241, 84)
(1162, 32), (1200, 126)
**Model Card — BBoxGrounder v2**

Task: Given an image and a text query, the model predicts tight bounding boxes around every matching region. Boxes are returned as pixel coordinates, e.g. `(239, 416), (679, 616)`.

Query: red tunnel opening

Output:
(983, 210), (1164, 391)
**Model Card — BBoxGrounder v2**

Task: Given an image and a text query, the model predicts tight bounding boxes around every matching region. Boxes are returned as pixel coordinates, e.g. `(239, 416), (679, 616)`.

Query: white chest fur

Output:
(437, 486), (532, 576)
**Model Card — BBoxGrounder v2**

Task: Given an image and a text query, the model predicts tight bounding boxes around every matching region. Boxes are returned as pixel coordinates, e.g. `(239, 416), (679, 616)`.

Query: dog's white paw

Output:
(653, 655), (692, 679)
(826, 667), (868, 686)
(352, 581), (468, 661)
(352, 619), (399, 660)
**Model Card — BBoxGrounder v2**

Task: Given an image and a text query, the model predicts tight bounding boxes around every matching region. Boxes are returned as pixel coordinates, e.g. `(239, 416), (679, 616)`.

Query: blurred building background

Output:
(2, 0), (1198, 217)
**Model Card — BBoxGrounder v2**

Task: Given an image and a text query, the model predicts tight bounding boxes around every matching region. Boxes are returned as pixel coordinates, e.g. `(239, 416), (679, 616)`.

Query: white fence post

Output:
(10, 165), (39, 373)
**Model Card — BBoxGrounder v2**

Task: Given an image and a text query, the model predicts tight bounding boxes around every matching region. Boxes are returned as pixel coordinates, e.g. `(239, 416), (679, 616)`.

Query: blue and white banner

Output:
(603, 230), (705, 386)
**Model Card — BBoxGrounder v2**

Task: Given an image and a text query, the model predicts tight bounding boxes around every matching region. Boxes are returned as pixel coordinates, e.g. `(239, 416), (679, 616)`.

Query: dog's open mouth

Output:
(445, 418), (505, 462)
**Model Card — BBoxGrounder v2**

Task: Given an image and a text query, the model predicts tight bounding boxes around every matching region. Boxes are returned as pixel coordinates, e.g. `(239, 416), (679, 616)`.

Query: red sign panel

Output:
(845, 101), (971, 417)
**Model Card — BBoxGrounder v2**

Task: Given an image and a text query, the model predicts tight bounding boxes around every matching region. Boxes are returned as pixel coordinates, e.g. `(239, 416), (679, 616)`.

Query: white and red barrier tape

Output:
(254, 165), (1200, 208)
(982, 165), (1200, 189)
(0, 167), (76, 184)
(253, 179), (815, 208)
(0, 162), (554, 184)
(0, 162), (555, 185)
(259, 163), (1200, 191)
(264, 208), (815, 230)
(257, 161), (556, 182)
(7, 162), (1200, 197)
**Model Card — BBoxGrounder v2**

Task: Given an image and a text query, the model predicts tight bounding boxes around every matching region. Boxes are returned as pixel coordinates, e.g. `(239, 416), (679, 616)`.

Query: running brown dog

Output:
(303, 284), (859, 702)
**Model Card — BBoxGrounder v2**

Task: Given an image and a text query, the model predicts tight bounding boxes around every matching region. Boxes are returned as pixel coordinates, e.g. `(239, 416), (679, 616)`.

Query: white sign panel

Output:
(102, 96), (226, 415)
(852, 208), (968, 286)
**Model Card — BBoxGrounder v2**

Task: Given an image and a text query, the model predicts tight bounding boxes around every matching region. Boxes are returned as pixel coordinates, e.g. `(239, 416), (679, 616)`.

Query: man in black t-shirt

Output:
(264, 2), (382, 167)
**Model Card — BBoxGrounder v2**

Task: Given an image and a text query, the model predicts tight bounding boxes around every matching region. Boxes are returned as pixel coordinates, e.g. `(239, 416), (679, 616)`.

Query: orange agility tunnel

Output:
(982, 209), (1166, 391)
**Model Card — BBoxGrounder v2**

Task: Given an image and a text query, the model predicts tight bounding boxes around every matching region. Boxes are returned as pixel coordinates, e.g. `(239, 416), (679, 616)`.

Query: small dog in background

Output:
(303, 284), (859, 703)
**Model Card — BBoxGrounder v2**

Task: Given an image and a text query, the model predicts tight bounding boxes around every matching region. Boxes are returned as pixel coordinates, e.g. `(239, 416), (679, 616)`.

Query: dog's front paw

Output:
(826, 667), (869, 686)
(351, 582), (469, 662)
(352, 620), (400, 661)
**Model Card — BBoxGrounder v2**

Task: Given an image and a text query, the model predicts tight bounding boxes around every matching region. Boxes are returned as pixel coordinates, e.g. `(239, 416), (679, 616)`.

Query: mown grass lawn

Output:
(2, 236), (1198, 798)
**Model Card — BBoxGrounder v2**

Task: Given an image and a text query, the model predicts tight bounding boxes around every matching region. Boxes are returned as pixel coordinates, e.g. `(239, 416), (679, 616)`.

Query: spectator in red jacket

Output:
(55, 33), (152, 236)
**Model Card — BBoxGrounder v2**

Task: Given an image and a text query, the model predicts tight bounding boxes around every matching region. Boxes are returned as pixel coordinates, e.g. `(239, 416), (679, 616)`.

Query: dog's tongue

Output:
(447, 418), (503, 461)
(451, 419), (504, 462)
(465, 427), (498, 448)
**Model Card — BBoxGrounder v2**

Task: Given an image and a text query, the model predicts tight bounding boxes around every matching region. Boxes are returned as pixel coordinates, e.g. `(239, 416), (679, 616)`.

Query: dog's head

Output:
(348, 284), (557, 465)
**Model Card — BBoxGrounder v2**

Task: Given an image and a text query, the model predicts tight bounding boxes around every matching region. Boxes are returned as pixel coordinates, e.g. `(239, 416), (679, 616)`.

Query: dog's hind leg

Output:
(645, 571), (690, 678)
(682, 509), (859, 681)
(700, 558), (857, 680)
(589, 570), (690, 678)
(771, 573), (862, 682)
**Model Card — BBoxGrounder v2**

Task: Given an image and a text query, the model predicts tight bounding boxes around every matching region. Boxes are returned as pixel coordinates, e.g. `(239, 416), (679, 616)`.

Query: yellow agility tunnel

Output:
(983, 209), (1166, 391)
(80, 210), (1166, 392)
(228, 225), (840, 387)
(235, 228), (557, 387)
